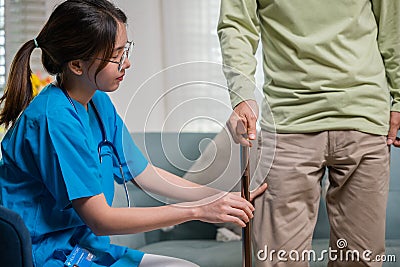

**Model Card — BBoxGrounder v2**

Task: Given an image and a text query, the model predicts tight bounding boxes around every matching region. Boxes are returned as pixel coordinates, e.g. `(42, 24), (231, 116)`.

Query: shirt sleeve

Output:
(112, 114), (148, 184)
(372, 0), (400, 112)
(217, 0), (261, 108)
(44, 108), (103, 207)
(91, 92), (148, 184)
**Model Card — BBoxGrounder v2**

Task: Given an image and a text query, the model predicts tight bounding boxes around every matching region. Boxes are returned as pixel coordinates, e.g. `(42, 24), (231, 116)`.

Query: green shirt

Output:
(218, 0), (400, 135)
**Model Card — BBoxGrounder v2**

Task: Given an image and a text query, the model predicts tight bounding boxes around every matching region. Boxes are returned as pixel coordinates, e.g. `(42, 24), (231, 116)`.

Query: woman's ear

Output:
(67, 60), (83, 75)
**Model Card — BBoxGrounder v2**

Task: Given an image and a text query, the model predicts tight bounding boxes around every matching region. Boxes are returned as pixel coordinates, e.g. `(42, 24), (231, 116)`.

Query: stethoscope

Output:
(61, 88), (131, 208)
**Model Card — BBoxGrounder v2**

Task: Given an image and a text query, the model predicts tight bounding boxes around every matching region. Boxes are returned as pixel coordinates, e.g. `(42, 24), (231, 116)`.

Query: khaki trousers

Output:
(252, 130), (390, 267)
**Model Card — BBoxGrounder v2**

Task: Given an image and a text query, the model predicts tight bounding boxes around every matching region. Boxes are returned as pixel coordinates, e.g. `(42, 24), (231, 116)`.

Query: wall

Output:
(109, 0), (167, 133)
(111, 0), (232, 133)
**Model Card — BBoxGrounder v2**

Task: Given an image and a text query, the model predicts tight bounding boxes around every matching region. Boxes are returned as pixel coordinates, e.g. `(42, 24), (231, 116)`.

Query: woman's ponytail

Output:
(0, 39), (36, 128)
(0, 0), (129, 129)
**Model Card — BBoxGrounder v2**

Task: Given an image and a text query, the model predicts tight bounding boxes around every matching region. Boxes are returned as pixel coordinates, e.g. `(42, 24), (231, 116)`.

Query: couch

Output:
(111, 132), (400, 266)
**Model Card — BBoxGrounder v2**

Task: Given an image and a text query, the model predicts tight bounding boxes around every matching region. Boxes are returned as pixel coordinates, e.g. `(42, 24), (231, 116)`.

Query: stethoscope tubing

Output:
(61, 88), (131, 207)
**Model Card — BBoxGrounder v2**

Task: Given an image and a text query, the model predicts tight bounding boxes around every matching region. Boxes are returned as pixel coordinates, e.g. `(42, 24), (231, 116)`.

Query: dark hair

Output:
(0, 0), (127, 128)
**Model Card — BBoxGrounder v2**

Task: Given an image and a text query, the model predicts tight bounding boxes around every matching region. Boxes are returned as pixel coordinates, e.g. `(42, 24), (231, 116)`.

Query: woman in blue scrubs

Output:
(0, 1), (266, 266)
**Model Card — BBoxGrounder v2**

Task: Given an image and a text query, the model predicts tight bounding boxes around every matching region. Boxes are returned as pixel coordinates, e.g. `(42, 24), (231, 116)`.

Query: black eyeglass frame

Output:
(96, 41), (134, 72)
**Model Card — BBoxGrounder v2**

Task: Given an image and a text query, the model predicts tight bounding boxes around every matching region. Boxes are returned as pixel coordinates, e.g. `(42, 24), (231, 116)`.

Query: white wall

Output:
(111, 0), (230, 133)
(109, 0), (167, 133)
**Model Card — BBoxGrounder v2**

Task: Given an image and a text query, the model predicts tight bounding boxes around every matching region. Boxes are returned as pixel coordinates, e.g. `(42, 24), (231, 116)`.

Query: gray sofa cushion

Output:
(140, 240), (242, 267)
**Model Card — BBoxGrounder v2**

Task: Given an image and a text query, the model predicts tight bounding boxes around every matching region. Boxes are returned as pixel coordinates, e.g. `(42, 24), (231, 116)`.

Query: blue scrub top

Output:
(0, 84), (148, 267)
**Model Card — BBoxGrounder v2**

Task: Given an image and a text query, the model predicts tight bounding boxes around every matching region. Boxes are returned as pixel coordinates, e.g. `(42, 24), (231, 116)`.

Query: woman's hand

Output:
(250, 183), (268, 202)
(190, 183), (267, 227)
(191, 192), (255, 227)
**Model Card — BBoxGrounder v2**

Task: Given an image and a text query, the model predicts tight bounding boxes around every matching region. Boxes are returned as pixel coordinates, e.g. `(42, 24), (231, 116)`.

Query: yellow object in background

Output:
(0, 73), (53, 138)
(31, 73), (53, 97)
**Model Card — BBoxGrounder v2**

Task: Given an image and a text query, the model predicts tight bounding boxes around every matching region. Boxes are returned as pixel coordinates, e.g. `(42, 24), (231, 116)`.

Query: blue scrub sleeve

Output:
(44, 108), (103, 207)
(112, 114), (148, 184)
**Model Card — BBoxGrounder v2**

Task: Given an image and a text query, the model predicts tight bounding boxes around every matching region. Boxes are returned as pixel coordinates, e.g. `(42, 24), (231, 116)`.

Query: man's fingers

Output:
(388, 111), (400, 145)
(227, 100), (259, 146)
(226, 120), (240, 144)
(245, 114), (257, 140)
(387, 126), (398, 145)
(236, 118), (247, 135)
(236, 119), (253, 146)
(243, 102), (258, 140)
(393, 137), (400, 147)
(226, 117), (250, 145)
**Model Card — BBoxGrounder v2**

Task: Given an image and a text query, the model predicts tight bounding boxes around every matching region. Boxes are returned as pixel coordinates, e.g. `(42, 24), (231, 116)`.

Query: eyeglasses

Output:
(96, 41), (134, 72)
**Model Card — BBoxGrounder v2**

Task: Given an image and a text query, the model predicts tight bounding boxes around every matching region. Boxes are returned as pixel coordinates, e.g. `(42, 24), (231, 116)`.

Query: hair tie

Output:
(33, 38), (39, 48)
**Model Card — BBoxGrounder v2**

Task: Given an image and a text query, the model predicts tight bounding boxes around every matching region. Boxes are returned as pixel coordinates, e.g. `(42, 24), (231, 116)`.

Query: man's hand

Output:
(226, 100), (259, 146)
(387, 111), (400, 147)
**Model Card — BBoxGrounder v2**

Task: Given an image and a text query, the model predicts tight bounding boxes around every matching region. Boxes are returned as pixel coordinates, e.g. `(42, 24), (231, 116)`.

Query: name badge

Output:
(64, 245), (95, 267)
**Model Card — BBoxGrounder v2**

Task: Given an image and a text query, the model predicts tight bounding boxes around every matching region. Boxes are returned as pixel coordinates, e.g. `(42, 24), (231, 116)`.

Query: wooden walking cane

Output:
(241, 144), (252, 267)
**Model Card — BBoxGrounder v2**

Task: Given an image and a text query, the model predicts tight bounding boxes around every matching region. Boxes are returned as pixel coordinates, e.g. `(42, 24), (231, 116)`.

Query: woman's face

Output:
(85, 21), (131, 93)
